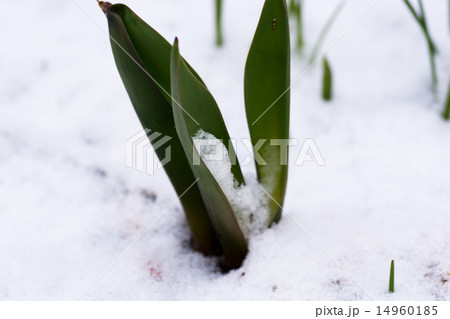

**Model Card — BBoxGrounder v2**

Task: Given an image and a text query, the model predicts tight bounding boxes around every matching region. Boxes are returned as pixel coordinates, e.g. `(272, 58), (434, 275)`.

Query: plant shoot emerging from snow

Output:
(100, 0), (291, 269)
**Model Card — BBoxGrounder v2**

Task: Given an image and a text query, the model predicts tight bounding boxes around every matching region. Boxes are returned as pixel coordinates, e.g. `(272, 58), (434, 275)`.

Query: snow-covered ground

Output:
(1, 0), (449, 300)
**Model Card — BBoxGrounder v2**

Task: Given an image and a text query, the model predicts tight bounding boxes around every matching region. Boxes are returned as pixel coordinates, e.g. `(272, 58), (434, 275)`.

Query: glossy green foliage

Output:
(170, 40), (248, 268)
(322, 57), (332, 101)
(100, 2), (220, 254)
(105, 4), (205, 102)
(244, 0), (290, 224)
(168, 40), (244, 186)
(101, 0), (291, 269)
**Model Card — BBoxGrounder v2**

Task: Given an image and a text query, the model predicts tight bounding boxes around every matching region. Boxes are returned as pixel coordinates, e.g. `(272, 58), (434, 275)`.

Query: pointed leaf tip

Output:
(98, 1), (112, 14)
(169, 32), (248, 267)
(103, 4), (221, 253)
(173, 37), (179, 50)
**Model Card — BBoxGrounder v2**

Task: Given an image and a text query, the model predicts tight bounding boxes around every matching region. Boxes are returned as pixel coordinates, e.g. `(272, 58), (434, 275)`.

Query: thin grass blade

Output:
(389, 260), (395, 293)
(215, 0), (224, 46)
(402, 0), (438, 95)
(289, 0), (304, 51)
(309, 1), (345, 64)
(443, 80), (450, 120)
(322, 56), (332, 101)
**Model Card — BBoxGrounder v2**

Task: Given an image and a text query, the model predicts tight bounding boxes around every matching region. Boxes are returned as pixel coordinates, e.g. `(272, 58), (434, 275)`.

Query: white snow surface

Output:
(192, 129), (269, 236)
(1, 0), (450, 300)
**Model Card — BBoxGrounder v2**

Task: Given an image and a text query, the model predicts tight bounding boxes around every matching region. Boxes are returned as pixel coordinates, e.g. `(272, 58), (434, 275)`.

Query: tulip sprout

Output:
(100, 0), (290, 269)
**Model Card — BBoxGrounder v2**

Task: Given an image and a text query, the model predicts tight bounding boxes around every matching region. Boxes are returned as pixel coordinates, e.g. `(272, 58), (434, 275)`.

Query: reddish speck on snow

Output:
(146, 261), (162, 281)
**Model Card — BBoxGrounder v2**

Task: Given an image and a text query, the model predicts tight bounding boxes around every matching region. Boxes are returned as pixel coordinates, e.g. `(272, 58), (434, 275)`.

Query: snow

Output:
(193, 129), (269, 236)
(0, 0), (449, 300)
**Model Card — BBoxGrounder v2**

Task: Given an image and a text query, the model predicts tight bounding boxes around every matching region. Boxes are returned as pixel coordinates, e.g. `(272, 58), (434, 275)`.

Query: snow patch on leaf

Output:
(193, 129), (269, 237)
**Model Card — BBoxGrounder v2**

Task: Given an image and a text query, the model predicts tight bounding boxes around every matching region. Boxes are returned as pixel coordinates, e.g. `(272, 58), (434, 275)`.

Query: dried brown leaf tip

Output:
(98, 1), (112, 14)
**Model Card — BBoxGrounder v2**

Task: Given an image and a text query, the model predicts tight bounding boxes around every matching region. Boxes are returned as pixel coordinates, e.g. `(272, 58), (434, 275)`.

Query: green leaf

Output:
(244, 0), (290, 224)
(105, 3), (205, 103)
(322, 56), (332, 101)
(106, 4), (245, 185)
(389, 260), (395, 293)
(100, 2), (220, 254)
(170, 39), (248, 269)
